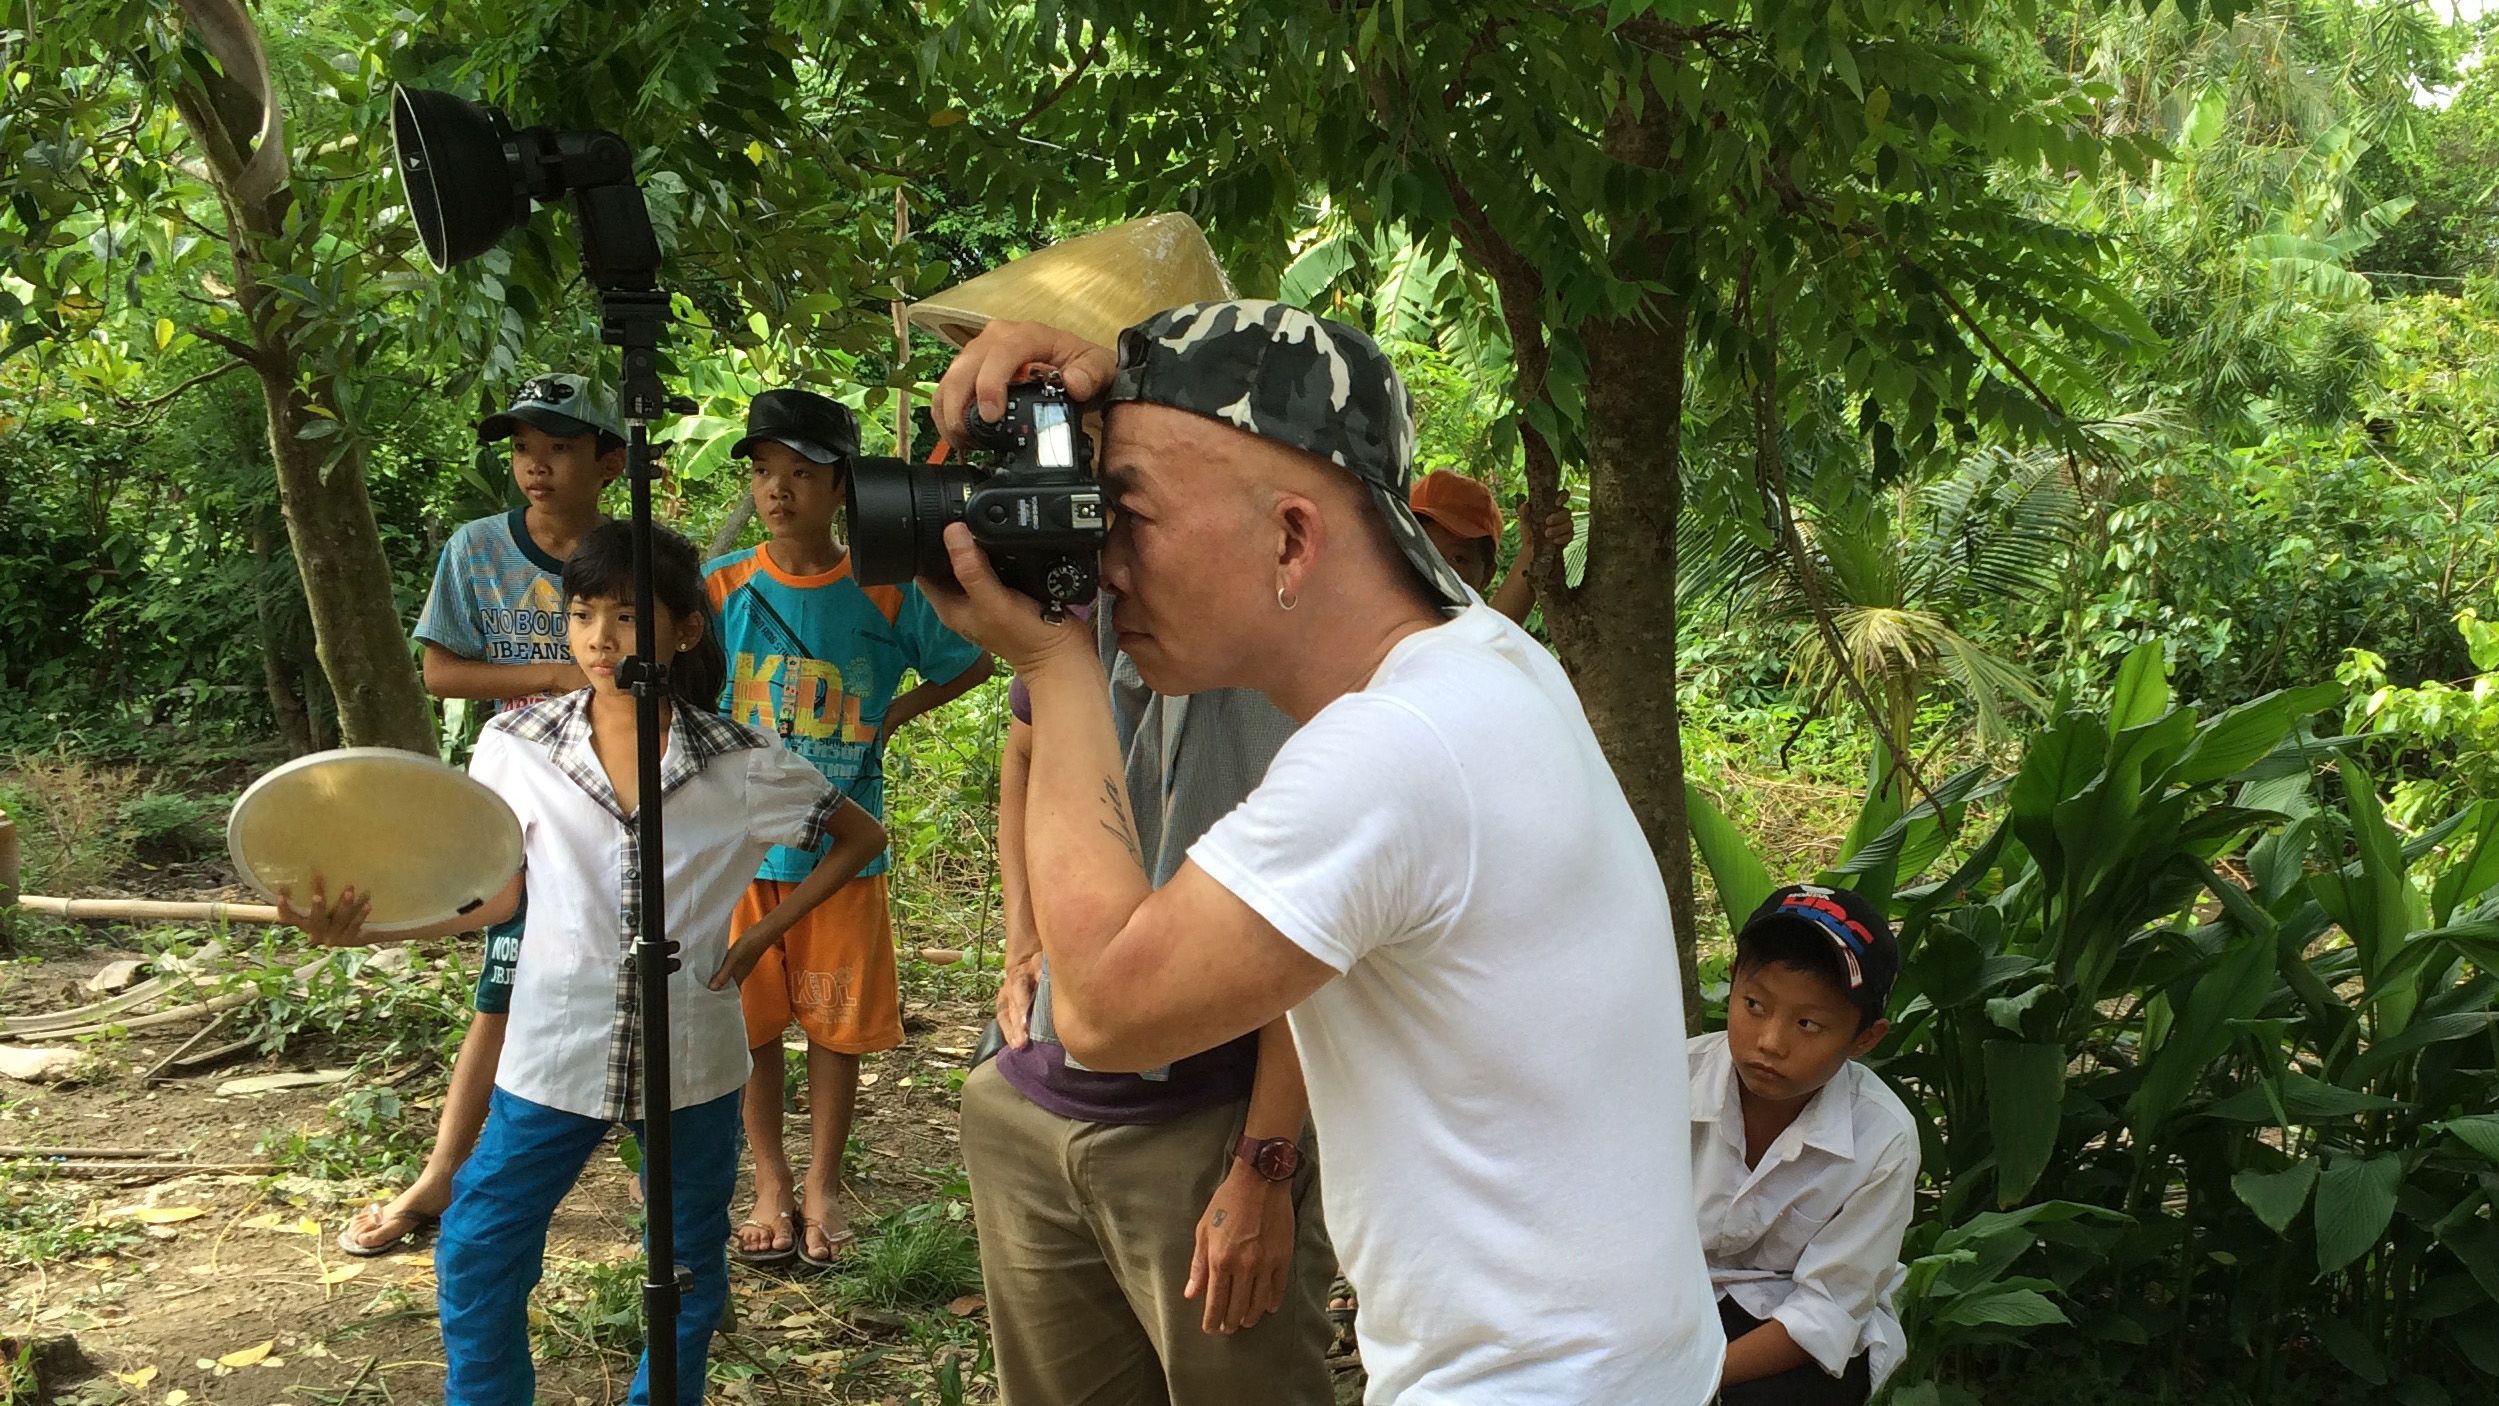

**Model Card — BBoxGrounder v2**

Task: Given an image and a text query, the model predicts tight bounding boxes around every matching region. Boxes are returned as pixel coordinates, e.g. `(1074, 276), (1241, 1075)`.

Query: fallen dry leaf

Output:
(218, 1340), (275, 1368)
(238, 1212), (285, 1230)
(946, 1294), (986, 1317)
(111, 1366), (158, 1388)
(215, 1069), (352, 1096)
(121, 1206), (208, 1225)
(166, 1391), (191, 1406)
(319, 1262), (364, 1285)
(85, 958), (147, 994)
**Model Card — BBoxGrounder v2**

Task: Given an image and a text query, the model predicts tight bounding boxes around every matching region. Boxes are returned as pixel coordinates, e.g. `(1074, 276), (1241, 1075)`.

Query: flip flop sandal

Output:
(729, 1209), (800, 1267)
(337, 1207), (439, 1259)
(795, 1217), (857, 1270)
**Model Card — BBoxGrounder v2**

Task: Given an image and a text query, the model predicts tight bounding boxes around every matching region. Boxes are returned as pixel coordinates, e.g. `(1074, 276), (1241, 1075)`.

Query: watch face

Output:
(1251, 1139), (1299, 1181)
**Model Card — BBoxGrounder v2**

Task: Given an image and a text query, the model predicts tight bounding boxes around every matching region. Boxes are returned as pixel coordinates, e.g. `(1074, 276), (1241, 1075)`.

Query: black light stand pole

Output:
(604, 284), (689, 1405)
(392, 88), (698, 1403)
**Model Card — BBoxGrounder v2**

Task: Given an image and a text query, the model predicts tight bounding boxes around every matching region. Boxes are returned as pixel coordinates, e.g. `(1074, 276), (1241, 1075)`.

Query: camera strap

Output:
(734, 576), (886, 814)
(731, 579), (820, 738)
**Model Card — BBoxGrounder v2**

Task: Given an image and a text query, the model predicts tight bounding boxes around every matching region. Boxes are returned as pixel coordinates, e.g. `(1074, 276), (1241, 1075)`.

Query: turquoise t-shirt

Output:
(702, 544), (983, 881)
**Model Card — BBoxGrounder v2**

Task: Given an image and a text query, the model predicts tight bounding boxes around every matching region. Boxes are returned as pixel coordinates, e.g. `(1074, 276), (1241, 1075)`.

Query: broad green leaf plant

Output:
(1691, 642), (2499, 1399)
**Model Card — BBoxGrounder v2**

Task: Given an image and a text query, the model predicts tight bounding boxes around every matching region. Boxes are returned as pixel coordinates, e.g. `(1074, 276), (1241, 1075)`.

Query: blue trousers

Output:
(436, 1086), (740, 1405)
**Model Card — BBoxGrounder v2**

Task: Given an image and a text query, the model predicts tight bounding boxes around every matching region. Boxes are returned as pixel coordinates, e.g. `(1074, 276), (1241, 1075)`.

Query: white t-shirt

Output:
(1190, 603), (1722, 1404)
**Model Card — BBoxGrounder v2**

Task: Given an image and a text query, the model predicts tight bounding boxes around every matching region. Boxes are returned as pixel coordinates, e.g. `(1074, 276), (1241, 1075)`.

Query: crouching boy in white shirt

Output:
(1689, 884), (1920, 1406)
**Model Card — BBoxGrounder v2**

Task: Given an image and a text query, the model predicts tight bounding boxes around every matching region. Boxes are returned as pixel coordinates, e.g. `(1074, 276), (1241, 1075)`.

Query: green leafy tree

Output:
(2, 0), (997, 746)
(1690, 443), (2081, 776)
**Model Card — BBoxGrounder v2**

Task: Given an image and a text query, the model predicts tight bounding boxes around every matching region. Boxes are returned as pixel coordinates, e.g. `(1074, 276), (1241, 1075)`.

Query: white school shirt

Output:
(1190, 603), (1723, 1405)
(470, 692), (843, 1122)
(1686, 1031), (1920, 1391)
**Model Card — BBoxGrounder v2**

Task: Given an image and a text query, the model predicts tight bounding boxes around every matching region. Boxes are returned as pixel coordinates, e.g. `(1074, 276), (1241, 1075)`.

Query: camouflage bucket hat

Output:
(1106, 299), (1470, 610)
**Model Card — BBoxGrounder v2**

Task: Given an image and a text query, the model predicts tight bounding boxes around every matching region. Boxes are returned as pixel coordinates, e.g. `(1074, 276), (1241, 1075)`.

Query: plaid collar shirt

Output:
(490, 690), (830, 1121)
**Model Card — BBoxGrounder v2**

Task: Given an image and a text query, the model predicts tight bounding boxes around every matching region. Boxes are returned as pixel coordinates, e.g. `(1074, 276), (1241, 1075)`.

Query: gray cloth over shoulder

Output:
(1004, 600), (1297, 1117)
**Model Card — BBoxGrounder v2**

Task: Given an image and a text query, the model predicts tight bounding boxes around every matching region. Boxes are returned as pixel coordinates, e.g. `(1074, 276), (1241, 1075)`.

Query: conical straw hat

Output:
(907, 213), (1234, 351)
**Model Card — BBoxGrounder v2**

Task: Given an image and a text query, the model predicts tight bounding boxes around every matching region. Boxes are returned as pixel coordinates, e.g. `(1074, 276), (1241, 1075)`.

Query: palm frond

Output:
(1930, 629), (2052, 745)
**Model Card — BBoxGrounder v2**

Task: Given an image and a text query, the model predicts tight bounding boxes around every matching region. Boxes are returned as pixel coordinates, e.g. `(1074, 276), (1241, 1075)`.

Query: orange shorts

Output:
(734, 874), (903, 1055)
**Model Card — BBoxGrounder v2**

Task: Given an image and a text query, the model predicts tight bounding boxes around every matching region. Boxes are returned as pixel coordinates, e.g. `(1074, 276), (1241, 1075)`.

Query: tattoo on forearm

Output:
(1212, 1210), (1228, 1228)
(1099, 776), (1143, 864)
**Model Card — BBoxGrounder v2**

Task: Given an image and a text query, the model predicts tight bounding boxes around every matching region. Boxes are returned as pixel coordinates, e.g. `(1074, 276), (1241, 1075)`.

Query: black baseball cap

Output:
(477, 373), (625, 454)
(1737, 884), (1900, 1011)
(732, 389), (861, 465)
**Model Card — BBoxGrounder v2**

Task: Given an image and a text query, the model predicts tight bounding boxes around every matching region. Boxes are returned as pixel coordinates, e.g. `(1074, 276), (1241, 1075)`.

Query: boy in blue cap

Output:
(1688, 884), (1920, 1405)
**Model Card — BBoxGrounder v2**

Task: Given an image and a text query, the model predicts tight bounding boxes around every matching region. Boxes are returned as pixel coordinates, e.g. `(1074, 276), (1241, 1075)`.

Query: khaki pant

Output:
(960, 1060), (1334, 1406)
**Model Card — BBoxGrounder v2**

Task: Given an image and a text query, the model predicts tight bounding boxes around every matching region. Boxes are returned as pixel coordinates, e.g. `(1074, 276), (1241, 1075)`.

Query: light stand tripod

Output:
(391, 86), (697, 1406)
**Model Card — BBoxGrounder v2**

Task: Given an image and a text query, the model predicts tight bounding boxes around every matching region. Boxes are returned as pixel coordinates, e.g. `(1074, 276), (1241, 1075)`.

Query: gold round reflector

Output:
(226, 748), (523, 933)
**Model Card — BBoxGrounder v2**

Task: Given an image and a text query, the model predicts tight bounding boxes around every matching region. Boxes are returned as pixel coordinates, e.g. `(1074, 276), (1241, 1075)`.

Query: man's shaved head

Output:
(1095, 404), (1436, 707)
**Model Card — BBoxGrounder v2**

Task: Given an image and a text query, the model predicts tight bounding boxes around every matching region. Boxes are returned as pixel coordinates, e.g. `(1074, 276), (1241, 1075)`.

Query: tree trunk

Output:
(250, 509), (315, 755)
(1555, 300), (1701, 1029)
(167, 42), (433, 753)
(707, 495), (757, 560)
(305, 659), (338, 751)
(1546, 92), (1705, 1028)
(257, 370), (433, 750)
(1432, 90), (1706, 1029)
(0, 807), (19, 955)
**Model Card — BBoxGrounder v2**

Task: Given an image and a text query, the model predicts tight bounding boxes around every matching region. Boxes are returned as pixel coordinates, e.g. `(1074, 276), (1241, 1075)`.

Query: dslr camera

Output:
(845, 377), (1108, 615)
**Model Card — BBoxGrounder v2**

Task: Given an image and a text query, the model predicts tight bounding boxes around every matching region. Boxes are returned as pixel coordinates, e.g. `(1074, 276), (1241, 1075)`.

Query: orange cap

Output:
(1409, 471), (1504, 542)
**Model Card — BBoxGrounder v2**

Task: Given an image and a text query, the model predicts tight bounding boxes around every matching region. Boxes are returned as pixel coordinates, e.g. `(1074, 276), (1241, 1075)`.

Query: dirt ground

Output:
(2, 929), (1007, 1406)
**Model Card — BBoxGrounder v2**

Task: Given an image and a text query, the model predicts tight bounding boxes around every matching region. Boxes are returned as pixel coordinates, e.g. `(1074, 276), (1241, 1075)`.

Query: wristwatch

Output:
(1234, 1135), (1301, 1183)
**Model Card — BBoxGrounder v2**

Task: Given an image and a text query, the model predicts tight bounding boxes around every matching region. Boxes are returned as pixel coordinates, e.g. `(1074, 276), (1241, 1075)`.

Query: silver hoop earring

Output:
(1276, 585), (1298, 613)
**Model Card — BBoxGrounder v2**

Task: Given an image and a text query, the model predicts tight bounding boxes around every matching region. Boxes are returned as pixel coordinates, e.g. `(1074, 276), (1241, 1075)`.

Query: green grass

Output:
(256, 1085), (429, 1184)
(535, 1253), (648, 1361)
(834, 1199), (984, 1313)
(897, 948), (1000, 1008)
(211, 929), (474, 1067)
(0, 1168), (141, 1268)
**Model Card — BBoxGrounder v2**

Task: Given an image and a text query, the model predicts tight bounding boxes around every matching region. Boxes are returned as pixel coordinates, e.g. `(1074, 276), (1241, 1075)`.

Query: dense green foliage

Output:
(1695, 642), (2499, 1402)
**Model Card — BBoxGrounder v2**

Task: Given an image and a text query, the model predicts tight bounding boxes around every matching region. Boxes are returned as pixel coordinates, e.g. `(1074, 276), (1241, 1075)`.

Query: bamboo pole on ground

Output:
(17, 896), (281, 924)
(12, 897), (961, 968)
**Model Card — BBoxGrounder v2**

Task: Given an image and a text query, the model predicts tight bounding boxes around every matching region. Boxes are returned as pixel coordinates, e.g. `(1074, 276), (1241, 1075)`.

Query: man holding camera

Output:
(921, 300), (1722, 1402)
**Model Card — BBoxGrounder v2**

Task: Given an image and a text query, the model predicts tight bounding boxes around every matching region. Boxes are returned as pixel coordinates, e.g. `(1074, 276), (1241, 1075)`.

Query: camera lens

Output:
(844, 457), (975, 586)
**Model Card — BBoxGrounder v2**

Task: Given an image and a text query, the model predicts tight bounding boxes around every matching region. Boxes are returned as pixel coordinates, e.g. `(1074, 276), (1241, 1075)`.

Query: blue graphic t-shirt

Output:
(414, 508), (579, 964)
(414, 509), (574, 715)
(703, 544), (984, 881)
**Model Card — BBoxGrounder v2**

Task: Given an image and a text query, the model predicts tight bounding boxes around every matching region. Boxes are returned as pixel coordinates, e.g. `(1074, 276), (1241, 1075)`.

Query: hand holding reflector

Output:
(227, 748), (522, 933)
